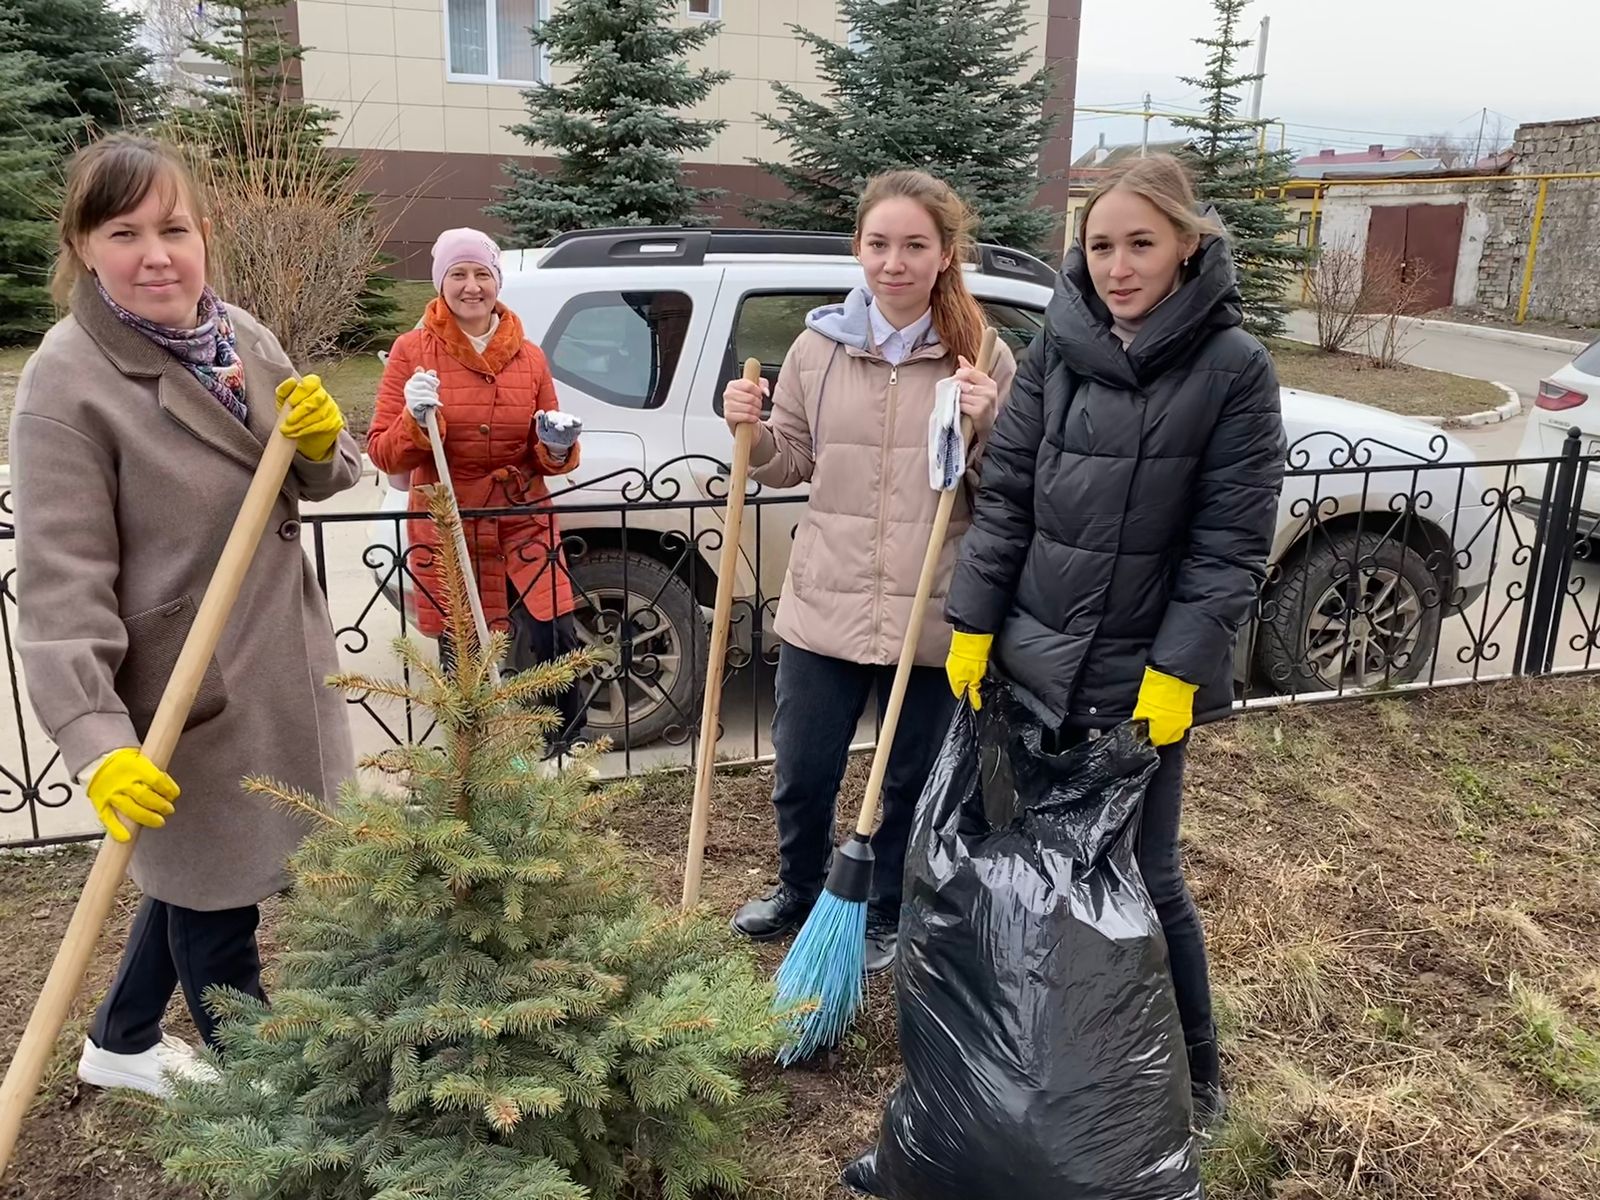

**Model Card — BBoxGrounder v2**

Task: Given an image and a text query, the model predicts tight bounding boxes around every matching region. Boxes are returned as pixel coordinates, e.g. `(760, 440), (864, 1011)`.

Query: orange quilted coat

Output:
(368, 299), (579, 638)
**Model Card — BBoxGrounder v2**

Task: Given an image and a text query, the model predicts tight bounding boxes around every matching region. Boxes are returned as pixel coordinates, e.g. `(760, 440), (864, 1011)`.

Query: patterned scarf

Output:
(96, 279), (249, 424)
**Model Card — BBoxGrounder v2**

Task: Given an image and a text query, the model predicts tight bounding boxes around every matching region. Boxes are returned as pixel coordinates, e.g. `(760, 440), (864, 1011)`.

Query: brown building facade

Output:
(286, 0), (1082, 274)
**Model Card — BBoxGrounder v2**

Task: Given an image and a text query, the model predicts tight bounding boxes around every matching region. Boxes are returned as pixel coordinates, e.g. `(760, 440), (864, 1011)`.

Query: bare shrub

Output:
(1306, 245), (1379, 353)
(162, 98), (394, 363)
(1363, 248), (1433, 370)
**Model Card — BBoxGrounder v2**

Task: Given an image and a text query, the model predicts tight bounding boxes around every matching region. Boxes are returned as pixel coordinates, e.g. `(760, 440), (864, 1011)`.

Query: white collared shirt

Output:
(867, 300), (935, 365)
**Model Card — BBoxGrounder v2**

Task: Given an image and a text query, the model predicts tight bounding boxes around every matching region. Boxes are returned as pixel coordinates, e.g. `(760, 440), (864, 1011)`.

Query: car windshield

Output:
(1574, 338), (1600, 376)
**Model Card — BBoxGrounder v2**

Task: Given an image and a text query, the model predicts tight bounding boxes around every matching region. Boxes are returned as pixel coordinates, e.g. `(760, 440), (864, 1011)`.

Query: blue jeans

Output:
(768, 643), (957, 917)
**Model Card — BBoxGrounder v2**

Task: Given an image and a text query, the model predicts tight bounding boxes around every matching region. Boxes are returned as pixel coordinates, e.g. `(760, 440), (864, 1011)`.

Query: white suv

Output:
(372, 227), (1494, 746)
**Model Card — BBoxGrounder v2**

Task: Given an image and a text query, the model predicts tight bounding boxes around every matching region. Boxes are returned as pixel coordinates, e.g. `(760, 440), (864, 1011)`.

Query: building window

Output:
(686, 0), (720, 17)
(1296, 210), (1323, 249)
(446, 0), (547, 85)
(547, 291), (695, 411)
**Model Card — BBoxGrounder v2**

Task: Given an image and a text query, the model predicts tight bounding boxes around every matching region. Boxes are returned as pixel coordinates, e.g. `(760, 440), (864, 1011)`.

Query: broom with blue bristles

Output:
(773, 327), (998, 1064)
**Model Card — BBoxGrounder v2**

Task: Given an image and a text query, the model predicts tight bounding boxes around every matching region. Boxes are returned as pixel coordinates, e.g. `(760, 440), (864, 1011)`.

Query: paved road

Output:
(1281, 311), (1576, 404)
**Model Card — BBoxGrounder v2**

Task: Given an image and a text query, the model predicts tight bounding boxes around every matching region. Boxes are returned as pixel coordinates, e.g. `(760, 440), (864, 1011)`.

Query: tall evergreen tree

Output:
(489, 0), (730, 244)
(1, 0), (157, 133)
(149, 489), (784, 1200)
(0, 31), (76, 340)
(751, 0), (1057, 254)
(0, 0), (154, 338)
(1171, 0), (1304, 339)
(178, 1), (398, 347)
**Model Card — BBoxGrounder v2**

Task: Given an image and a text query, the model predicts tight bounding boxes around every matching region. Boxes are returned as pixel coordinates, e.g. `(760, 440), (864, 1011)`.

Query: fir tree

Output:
(0, 0), (154, 338)
(0, 0), (158, 133)
(751, 0), (1057, 254)
(0, 34), (75, 341)
(148, 486), (784, 1200)
(178, 2), (399, 346)
(489, 0), (730, 244)
(1171, 0), (1305, 340)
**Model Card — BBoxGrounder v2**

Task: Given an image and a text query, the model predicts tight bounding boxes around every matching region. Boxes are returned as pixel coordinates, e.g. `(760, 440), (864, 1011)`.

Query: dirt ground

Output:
(1266, 337), (1506, 419)
(1433, 305), (1599, 347)
(4, 677), (1600, 1199)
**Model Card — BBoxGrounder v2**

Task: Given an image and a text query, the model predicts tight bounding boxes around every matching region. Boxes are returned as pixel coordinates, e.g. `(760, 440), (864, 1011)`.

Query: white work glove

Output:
(536, 411), (582, 461)
(405, 368), (442, 426)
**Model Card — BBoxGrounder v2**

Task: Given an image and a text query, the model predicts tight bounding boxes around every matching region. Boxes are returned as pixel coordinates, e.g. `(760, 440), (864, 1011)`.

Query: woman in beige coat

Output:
(11, 135), (362, 1097)
(721, 171), (1015, 972)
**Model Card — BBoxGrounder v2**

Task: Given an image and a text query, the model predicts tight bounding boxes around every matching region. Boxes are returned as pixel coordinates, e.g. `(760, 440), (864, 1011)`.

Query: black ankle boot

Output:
(730, 883), (816, 941)
(1187, 1038), (1226, 1131)
(864, 908), (899, 975)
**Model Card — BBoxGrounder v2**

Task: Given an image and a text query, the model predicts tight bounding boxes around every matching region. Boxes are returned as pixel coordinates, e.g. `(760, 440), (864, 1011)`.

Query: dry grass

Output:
(5, 679), (1600, 1198)
(1268, 338), (1505, 419)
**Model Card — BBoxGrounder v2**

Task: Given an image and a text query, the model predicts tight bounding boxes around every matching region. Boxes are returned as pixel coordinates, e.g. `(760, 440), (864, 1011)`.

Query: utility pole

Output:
(1472, 106), (1487, 166)
(1247, 15), (1271, 121)
(1140, 91), (1151, 157)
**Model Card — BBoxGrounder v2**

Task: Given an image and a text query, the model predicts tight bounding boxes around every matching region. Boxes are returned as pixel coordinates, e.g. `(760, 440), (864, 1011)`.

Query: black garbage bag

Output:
(843, 682), (1202, 1200)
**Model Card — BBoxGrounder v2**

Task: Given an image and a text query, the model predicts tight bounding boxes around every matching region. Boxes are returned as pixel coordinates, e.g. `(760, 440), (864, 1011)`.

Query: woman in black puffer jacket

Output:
(943, 154), (1287, 1125)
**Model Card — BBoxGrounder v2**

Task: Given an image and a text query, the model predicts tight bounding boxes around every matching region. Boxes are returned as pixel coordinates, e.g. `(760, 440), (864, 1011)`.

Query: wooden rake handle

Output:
(854, 327), (998, 837)
(681, 358), (762, 910)
(0, 414), (303, 1177)
(423, 407), (500, 687)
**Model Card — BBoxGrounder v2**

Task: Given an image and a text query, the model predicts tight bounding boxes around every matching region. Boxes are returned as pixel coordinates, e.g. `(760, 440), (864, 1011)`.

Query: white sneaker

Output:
(77, 1033), (220, 1098)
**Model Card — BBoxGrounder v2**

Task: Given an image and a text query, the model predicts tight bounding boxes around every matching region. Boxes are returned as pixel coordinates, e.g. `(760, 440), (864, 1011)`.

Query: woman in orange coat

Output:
(368, 228), (586, 754)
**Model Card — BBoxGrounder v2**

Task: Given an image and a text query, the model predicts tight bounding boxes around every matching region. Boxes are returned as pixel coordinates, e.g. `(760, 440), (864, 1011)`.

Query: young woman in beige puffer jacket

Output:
(720, 170), (1016, 973)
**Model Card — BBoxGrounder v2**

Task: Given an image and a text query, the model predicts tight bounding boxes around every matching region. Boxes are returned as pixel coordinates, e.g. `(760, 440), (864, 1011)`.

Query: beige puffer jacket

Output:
(749, 288), (1017, 667)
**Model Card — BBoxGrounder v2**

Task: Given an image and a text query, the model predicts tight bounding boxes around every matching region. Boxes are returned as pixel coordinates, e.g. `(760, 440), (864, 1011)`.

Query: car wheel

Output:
(566, 549), (707, 748)
(1256, 531), (1443, 692)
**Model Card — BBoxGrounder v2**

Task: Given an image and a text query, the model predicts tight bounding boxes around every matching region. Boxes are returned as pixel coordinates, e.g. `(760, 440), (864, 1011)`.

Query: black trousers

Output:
(89, 896), (264, 1054)
(768, 643), (957, 917)
(1049, 728), (1217, 1084)
(439, 582), (586, 756)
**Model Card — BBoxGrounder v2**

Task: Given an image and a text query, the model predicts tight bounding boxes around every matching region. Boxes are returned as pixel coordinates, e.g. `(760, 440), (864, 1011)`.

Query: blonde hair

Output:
(52, 134), (210, 308)
(855, 170), (986, 365)
(1077, 154), (1225, 246)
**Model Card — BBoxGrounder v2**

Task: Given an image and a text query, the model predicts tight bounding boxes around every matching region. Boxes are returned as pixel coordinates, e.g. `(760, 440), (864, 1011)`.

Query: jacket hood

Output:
(1047, 233), (1243, 388)
(805, 286), (876, 350)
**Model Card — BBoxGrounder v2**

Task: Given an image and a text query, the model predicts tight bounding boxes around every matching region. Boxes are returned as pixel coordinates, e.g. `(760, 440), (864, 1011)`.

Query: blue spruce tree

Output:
(150, 488), (784, 1199)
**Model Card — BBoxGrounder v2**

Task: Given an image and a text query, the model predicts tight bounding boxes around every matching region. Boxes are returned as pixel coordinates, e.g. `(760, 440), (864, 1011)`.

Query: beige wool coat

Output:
(11, 279), (362, 911)
(750, 290), (1017, 668)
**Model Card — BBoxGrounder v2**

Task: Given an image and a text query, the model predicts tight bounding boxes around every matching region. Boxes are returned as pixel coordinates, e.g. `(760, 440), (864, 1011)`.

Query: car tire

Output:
(1255, 531), (1443, 693)
(566, 549), (707, 749)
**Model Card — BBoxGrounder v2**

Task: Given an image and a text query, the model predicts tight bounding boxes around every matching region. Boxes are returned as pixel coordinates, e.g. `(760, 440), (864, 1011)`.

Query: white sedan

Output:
(1516, 337), (1600, 515)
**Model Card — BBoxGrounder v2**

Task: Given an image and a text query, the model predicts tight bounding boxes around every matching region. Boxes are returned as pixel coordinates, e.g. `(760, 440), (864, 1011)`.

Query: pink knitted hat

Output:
(430, 227), (501, 292)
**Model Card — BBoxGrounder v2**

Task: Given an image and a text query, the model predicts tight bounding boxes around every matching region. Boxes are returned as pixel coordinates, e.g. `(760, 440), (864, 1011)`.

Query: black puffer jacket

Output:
(946, 234), (1286, 728)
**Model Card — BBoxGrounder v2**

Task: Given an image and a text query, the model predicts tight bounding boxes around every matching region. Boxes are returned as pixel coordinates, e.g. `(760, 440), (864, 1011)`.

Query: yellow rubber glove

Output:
(87, 748), (179, 843)
(1133, 667), (1198, 747)
(275, 374), (345, 462)
(945, 631), (994, 711)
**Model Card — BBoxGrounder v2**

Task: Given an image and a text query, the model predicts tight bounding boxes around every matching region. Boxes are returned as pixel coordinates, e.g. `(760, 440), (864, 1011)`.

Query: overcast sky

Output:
(1072, 0), (1595, 159)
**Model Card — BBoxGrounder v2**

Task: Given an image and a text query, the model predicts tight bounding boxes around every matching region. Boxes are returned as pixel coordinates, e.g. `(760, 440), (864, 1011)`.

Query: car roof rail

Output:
(537, 226), (1058, 288)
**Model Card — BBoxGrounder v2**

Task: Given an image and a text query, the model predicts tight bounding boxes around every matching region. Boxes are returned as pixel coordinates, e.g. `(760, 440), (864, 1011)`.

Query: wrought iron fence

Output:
(4, 435), (1599, 849)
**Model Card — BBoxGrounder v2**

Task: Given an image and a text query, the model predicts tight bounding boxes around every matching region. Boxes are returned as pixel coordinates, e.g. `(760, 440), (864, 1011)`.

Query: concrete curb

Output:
(1391, 316), (1587, 356)
(1415, 382), (1524, 429)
